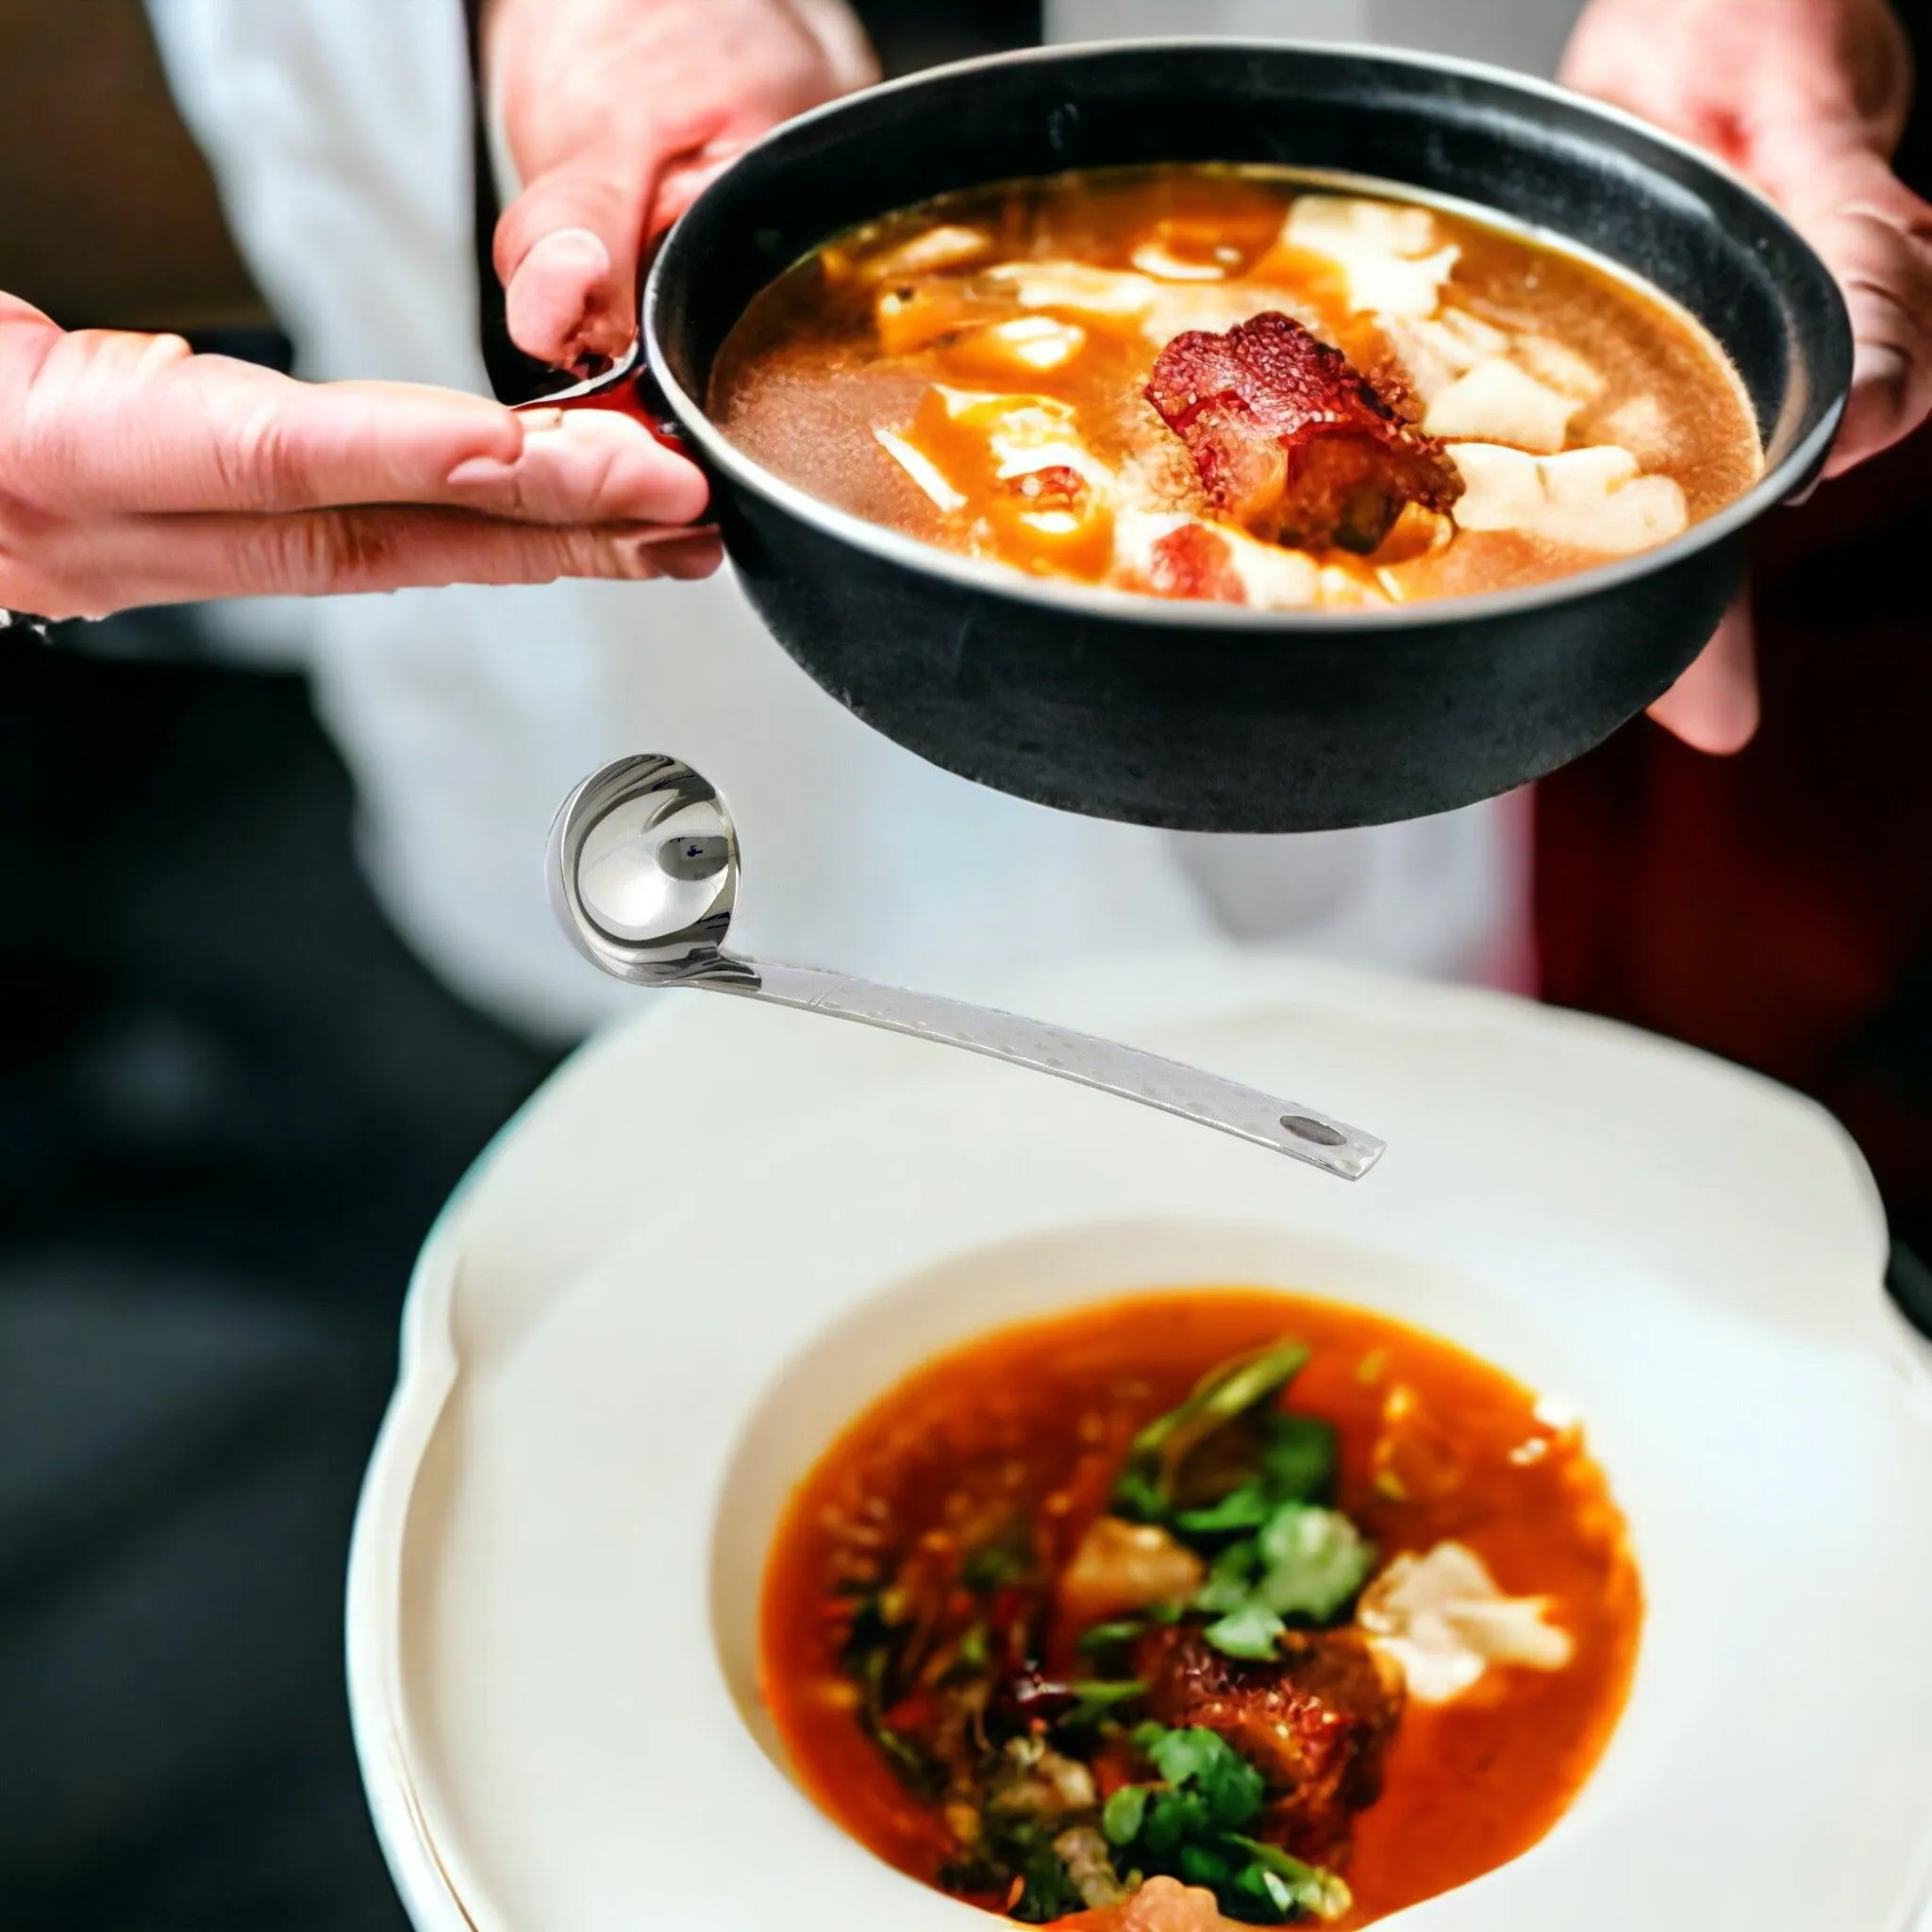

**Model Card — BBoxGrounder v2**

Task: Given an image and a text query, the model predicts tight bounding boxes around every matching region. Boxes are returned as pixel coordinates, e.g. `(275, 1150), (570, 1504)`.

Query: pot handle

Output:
(509, 338), (693, 461)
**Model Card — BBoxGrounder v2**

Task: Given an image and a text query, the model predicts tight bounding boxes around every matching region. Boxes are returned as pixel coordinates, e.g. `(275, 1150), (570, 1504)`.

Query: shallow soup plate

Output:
(346, 951), (1932, 1931)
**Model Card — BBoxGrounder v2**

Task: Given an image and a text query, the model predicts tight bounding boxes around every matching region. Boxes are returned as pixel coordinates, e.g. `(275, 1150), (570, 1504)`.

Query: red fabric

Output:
(1535, 422), (1932, 1241)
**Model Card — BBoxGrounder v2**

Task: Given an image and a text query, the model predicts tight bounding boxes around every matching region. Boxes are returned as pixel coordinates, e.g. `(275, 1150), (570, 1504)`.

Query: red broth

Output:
(760, 1289), (1641, 1927)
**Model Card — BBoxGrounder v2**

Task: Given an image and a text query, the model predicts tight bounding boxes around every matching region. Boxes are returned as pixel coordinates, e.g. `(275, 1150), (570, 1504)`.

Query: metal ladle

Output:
(548, 755), (1385, 1181)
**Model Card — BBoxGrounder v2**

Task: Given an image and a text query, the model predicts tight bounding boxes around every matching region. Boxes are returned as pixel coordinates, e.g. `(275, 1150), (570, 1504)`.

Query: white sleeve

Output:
(142, 0), (483, 391)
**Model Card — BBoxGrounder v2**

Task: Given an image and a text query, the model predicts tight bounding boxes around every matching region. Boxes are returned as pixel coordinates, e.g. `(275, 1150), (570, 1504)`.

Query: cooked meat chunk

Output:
(1058, 1517), (1208, 1631)
(1136, 1624), (1405, 1865)
(1054, 1875), (1247, 1932)
(1144, 311), (1462, 553)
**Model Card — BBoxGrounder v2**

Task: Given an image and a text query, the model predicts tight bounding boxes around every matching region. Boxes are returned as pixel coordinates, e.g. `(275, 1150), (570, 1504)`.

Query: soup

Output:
(710, 165), (1760, 611)
(760, 1291), (1641, 1928)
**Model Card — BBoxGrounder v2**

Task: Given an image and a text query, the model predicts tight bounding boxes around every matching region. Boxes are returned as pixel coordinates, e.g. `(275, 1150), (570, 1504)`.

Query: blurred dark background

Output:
(2, 2), (1928, 1928)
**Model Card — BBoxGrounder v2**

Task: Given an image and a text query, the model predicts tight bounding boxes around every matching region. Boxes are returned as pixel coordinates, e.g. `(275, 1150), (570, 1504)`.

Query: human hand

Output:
(1561, 0), (1928, 752)
(0, 294), (717, 621)
(485, 0), (878, 372)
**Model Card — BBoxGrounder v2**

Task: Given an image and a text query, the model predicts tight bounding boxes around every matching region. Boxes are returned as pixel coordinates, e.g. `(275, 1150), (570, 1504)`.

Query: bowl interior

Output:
(655, 41), (1848, 477)
(710, 1216), (1639, 1786)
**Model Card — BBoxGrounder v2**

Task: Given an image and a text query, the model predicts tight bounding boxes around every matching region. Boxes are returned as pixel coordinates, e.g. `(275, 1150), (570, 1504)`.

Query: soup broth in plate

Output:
(761, 1290), (1641, 1929)
(710, 165), (1760, 612)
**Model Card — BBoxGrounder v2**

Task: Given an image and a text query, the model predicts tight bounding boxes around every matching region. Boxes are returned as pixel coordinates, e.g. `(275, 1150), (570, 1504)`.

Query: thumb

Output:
(493, 136), (662, 373)
(1647, 593), (1759, 754)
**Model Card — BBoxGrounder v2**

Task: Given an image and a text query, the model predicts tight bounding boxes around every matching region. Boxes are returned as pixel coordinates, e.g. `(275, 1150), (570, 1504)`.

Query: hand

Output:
(1561, 0), (1929, 752)
(0, 294), (718, 620)
(485, 0), (878, 372)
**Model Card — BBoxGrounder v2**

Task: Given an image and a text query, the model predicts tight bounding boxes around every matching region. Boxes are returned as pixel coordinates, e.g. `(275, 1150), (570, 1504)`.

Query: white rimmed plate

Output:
(347, 951), (1932, 1932)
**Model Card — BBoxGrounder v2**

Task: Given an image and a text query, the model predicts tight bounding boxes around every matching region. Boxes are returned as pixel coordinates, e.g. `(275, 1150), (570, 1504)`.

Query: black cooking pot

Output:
(588, 42), (1852, 832)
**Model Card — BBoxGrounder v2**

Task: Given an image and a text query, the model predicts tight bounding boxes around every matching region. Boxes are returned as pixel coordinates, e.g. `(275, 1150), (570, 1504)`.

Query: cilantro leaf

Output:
(1104, 1725), (1347, 1923)
(1140, 1726), (1265, 1830)
(1252, 1505), (1374, 1622)
(1176, 1481), (1274, 1536)
(1202, 1601), (1287, 1660)
(1102, 1784), (1148, 1846)
(1257, 1415), (1338, 1502)
(1192, 1541), (1262, 1614)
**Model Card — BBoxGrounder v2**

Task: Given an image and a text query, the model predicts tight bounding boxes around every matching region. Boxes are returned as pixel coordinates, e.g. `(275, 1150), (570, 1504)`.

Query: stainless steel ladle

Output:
(548, 755), (1385, 1180)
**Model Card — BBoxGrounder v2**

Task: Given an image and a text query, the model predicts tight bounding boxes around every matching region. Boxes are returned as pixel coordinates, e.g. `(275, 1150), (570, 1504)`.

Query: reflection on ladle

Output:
(548, 755), (1385, 1181)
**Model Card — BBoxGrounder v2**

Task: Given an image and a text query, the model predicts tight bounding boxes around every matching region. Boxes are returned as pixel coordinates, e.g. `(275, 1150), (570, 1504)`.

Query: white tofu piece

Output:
(873, 426), (967, 511)
(952, 315), (1089, 375)
(857, 224), (992, 281)
(1141, 285), (1321, 349)
(1595, 393), (1674, 467)
(1226, 525), (1324, 608)
(1339, 245), (1461, 319)
(1449, 442), (1690, 554)
(1112, 510), (1321, 609)
(1514, 334), (1606, 402)
(1424, 357), (1581, 454)
(1283, 193), (1460, 317)
(1380, 308), (1512, 403)
(1129, 239), (1228, 282)
(877, 390), (1115, 512)
(929, 388), (1118, 490)
(1358, 1541), (1574, 1706)
(983, 260), (1161, 319)
(1287, 192), (1439, 261)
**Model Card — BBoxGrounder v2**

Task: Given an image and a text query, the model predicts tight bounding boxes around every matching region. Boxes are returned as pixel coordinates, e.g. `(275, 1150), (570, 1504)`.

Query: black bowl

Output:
(643, 40), (1850, 833)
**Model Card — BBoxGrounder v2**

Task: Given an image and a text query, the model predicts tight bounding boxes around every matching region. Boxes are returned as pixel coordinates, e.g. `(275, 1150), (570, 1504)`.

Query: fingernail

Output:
(625, 522), (720, 545)
(624, 531), (723, 579)
(446, 453), (517, 488)
(506, 227), (618, 363)
(518, 226), (612, 286)
(518, 408), (567, 435)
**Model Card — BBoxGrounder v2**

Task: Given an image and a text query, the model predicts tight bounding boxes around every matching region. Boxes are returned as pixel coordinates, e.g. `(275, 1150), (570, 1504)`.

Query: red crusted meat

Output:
(1146, 523), (1246, 604)
(1144, 311), (1462, 554)
(1136, 1624), (1405, 1867)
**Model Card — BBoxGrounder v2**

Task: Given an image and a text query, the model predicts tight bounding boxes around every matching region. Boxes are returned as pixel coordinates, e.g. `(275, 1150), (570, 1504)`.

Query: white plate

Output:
(348, 950), (1932, 1932)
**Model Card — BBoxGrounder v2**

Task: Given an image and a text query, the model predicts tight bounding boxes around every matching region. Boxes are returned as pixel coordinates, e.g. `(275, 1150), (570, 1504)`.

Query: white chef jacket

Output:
(144, 0), (1568, 1042)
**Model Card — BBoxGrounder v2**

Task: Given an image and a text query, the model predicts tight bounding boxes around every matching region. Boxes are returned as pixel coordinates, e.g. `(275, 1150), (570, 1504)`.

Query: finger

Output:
(1822, 184), (1932, 473)
(645, 529), (727, 580)
(1647, 594), (1759, 753)
(445, 407), (709, 526)
(8, 508), (708, 619)
(1752, 143), (1932, 477)
(651, 149), (742, 235)
(495, 140), (661, 370)
(21, 333), (708, 524)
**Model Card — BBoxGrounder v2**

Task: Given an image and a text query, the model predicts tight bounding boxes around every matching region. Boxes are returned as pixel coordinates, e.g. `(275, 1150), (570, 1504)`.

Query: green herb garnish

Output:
(1101, 1724), (1348, 1923)
(1188, 1503), (1374, 1657)
(1114, 1342), (1312, 1523)
(1059, 1678), (1149, 1730)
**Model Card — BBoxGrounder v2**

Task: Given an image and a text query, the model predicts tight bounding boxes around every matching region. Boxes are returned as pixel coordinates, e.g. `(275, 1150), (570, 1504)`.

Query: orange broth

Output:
(759, 1289), (1641, 1927)
(710, 165), (1760, 609)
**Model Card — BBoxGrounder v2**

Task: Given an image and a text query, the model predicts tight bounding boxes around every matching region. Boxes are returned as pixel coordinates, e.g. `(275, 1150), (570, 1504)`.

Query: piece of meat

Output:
(1052, 1875), (1245, 1932)
(1058, 1517), (1209, 1632)
(1146, 523), (1247, 604)
(1136, 1624), (1405, 1867)
(1144, 311), (1462, 554)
